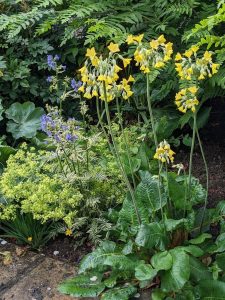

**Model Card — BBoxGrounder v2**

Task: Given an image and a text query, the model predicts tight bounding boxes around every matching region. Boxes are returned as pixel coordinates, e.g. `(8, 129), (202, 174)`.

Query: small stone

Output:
(47, 287), (51, 291)
(134, 293), (141, 298)
(1, 240), (7, 245)
(53, 251), (59, 256)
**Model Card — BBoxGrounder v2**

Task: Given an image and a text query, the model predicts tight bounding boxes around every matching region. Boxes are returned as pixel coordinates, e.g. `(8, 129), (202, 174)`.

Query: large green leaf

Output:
(135, 222), (167, 250)
(196, 280), (225, 299)
(151, 251), (173, 271)
(216, 253), (225, 272)
(0, 145), (16, 165)
(161, 248), (190, 292)
(189, 233), (212, 245)
(79, 241), (116, 273)
(121, 154), (141, 175)
(5, 102), (44, 139)
(101, 285), (137, 300)
(58, 273), (105, 297)
(189, 256), (212, 283)
(135, 171), (167, 220)
(135, 264), (157, 281)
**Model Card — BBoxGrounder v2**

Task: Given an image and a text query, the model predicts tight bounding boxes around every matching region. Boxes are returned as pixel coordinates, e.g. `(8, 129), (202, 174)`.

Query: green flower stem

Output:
(56, 151), (67, 178)
(158, 162), (166, 232)
(103, 83), (141, 225)
(116, 97), (136, 189)
(188, 112), (197, 205)
(61, 147), (74, 173)
(165, 164), (173, 218)
(146, 74), (158, 148)
(196, 127), (209, 233)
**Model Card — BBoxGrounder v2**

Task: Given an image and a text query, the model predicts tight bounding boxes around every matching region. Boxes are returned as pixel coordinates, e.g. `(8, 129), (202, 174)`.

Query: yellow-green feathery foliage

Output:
(0, 145), (82, 227)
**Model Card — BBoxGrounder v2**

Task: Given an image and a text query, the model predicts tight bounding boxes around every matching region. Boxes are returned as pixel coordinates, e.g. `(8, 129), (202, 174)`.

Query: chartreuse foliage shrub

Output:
(58, 36), (225, 299)
(0, 113), (130, 243)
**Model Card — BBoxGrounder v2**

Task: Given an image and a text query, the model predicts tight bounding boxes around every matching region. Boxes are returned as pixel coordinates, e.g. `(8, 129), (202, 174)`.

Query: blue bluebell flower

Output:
(46, 76), (53, 83)
(65, 133), (78, 142)
(47, 55), (56, 70)
(71, 79), (82, 92)
(54, 54), (60, 61)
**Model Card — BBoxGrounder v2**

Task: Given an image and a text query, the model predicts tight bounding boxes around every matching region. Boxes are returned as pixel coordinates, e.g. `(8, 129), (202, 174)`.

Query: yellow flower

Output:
(198, 74), (205, 80)
(91, 56), (99, 67)
(127, 75), (135, 82)
(175, 53), (182, 61)
(203, 51), (212, 62)
(84, 92), (92, 99)
(184, 49), (193, 58)
(27, 237), (32, 242)
(154, 61), (165, 68)
(122, 58), (132, 68)
(134, 34), (144, 43)
(78, 85), (85, 93)
(188, 86), (198, 94)
(86, 47), (96, 59)
(114, 65), (122, 72)
(190, 45), (199, 53)
(79, 66), (87, 74)
(154, 140), (175, 164)
(92, 90), (98, 97)
(108, 42), (120, 53)
(157, 35), (166, 44)
(150, 40), (159, 50)
(65, 229), (73, 236)
(126, 34), (135, 44)
(211, 63), (219, 74)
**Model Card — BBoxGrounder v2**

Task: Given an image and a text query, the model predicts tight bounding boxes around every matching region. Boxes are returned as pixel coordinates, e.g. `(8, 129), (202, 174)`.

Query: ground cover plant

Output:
(57, 34), (225, 299)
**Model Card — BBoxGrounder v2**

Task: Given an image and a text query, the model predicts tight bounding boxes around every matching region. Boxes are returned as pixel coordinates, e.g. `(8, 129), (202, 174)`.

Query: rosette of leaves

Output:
(5, 102), (44, 139)
(59, 173), (225, 299)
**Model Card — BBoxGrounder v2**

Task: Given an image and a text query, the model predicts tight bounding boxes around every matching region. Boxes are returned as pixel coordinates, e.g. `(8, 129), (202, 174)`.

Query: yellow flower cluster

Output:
(78, 44), (133, 102)
(126, 34), (173, 73)
(175, 86), (199, 113)
(154, 140), (175, 164)
(175, 46), (220, 80)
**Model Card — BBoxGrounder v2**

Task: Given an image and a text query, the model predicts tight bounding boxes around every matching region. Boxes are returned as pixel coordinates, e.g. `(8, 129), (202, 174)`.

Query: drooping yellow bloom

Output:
(150, 40), (159, 50)
(157, 34), (166, 44)
(184, 49), (193, 58)
(122, 58), (132, 68)
(126, 35), (135, 44)
(65, 229), (73, 236)
(86, 47), (96, 59)
(175, 86), (199, 113)
(175, 53), (182, 61)
(211, 63), (220, 74)
(108, 42), (120, 53)
(154, 140), (175, 163)
(203, 51), (212, 62)
(134, 34), (144, 43)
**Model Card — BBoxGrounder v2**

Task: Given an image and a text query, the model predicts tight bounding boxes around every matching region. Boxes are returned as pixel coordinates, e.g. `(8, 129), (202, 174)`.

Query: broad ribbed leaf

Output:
(189, 233), (212, 245)
(135, 171), (167, 221)
(196, 280), (225, 299)
(58, 273), (105, 297)
(216, 253), (225, 271)
(151, 251), (172, 271)
(135, 264), (157, 281)
(135, 222), (167, 250)
(161, 248), (190, 292)
(101, 285), (137, 300)
(79, 241), (116, 273)
(189, 256), (212, 283)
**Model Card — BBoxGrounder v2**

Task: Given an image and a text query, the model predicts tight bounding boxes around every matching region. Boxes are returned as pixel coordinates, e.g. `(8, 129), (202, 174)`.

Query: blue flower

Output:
(71, 79), (82, 92)
(65, 133), (78, 142)
(46, 76), (53, 83)
(54, 54), (60, 61)
(47, 55), (56, 70)
(40, 114), (55, 136)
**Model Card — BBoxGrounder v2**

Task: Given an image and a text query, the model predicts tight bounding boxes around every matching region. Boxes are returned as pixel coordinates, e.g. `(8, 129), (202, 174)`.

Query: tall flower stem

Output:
(187, 112), (197, 205)
(102, 84), (141, 225)
(116, 98), (136, 189)
(196, 127), (209, 232)
(146, 74), (158, 148)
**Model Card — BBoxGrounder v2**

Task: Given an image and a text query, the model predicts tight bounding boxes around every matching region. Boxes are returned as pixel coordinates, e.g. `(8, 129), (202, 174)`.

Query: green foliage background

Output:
(0, 0), (224, 131)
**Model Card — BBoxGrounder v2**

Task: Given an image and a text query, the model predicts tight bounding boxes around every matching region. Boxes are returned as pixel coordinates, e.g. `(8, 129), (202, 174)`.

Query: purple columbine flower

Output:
(46, 76), (53, 83)
(71, 79), (82, 92)
(47, 55), (56, 70)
